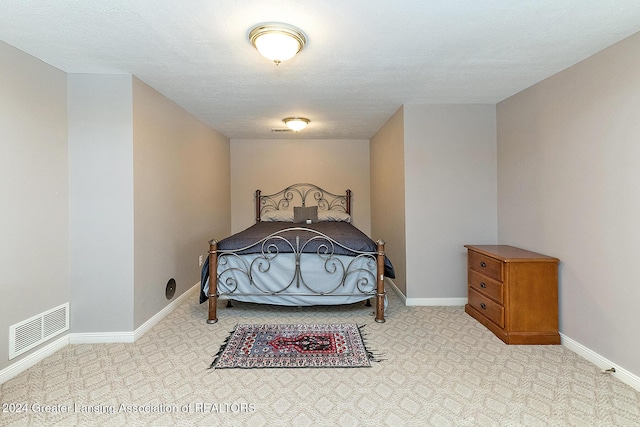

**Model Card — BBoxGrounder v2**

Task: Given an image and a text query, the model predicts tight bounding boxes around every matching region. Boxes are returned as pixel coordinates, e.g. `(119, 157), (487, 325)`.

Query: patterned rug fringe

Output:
(208, 325), (238, 370)
(357, 324), (385, 363)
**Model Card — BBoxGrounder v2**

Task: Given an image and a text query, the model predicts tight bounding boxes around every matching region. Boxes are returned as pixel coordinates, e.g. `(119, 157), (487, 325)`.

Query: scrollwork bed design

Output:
(204, 184), (391, 324)
(255, 184), (351, 222)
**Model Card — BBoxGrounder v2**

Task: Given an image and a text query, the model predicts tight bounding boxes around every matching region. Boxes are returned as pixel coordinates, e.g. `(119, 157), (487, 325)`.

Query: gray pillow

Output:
(294, 206), (318, 223)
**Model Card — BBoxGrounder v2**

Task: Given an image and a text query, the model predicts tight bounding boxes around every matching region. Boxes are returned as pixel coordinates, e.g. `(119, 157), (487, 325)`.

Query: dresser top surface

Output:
(464, 245), (559, 263)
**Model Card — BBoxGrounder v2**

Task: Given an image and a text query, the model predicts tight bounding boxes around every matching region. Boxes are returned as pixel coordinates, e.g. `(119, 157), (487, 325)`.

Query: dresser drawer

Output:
(468, 269), (503, 304)
(468, 250), (503, 282)
(468, 288), (504, 328)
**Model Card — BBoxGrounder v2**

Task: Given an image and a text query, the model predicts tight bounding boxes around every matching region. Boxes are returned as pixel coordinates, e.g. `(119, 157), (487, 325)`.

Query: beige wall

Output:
(0, 42), (69, 372)
(404, 104), (497, 302)
(497, 32), (640, 377)
(370, 107), (407, 294)
(133, 78), (231, 329)
(230, 139), (370, 235)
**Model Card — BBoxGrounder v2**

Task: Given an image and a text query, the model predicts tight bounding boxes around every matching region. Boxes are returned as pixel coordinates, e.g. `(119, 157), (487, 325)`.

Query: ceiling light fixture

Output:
(249, 23), (306, 65)
(283, 117), (310, 131)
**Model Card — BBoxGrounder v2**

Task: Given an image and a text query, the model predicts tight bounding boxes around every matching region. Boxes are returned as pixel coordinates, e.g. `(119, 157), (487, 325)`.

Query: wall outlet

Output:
(198, 255), (204, 266)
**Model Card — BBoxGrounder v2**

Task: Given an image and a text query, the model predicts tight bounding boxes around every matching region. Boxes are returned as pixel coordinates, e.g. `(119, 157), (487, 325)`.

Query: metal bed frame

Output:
(207, 183), (387, 324)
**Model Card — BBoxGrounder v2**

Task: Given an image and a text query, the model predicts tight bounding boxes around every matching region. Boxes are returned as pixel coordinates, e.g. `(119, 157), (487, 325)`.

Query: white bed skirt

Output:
(203, 253), (383, 307)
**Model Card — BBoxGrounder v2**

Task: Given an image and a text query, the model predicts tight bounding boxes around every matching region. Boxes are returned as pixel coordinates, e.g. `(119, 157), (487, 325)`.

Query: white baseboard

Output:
(134, 283), (199, 341)
(0, 334), (69, 384)
(1, 283), (200, 384)
(69, 331), (135, 344)
(69, 282), (199, 344)
(384, 279), (466, 306)
(406, 297), (467, 306)
(561, 333), (640, 392)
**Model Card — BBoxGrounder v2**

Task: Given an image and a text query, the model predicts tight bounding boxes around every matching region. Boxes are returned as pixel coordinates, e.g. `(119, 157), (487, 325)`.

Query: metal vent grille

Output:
(43, 306), (67, 338)
(9, 303), (69, 359)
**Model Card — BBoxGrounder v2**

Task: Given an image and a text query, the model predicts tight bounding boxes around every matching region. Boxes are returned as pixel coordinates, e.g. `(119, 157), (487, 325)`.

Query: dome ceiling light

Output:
(249, 23), (307, 65)
(283, 117), (310, 131)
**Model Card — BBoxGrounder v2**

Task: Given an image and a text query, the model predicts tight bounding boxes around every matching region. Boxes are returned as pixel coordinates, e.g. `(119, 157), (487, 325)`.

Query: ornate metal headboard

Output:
(256, 183), (351, 222)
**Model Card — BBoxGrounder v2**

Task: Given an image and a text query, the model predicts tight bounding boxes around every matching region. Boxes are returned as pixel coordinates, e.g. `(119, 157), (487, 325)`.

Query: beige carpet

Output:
(1, 289), (639, 426)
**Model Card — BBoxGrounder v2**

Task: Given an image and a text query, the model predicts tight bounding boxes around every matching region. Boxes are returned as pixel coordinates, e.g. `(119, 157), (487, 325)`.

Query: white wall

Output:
(497, 32), (640, 378)
(68, 74), (135, 333)
(230, 139), (371, 235)
(404, 104), (497, 301)
(0, 42), (69, 372)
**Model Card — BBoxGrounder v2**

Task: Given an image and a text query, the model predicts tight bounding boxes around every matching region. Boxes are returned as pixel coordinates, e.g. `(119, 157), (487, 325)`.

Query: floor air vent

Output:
(9, 303), (69, 359)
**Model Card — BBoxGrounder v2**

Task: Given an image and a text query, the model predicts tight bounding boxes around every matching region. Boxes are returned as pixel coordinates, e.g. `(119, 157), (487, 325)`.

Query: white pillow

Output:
(260, 210), (294, 222)
(317, 209), (351, 223)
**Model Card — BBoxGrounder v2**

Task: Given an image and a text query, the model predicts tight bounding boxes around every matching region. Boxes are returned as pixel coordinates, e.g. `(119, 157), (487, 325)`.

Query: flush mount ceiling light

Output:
(283, 117), (310, 131)
(249, 23), (306, 65)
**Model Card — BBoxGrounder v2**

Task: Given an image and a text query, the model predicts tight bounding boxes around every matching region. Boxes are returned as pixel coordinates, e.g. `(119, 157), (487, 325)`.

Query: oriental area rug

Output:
(210, 323), (378, 369)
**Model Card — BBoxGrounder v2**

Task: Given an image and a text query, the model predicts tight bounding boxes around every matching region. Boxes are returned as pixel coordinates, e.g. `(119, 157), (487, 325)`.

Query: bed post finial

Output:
(346, 189), (352, 216)
(255, 189), (262, 223)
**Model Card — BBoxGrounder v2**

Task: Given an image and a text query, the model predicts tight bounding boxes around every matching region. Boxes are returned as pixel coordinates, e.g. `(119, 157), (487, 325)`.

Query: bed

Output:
(200, 183), (395, 324)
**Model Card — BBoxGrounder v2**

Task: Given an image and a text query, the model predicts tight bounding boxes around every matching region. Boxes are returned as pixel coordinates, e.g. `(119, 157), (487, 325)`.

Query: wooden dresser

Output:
(464, 245), (560, 345)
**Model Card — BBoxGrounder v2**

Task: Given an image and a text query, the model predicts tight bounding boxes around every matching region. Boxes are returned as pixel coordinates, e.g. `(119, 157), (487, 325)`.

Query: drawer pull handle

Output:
(480, 303), (487, 309)
(480, 282), (487, 288)
(480, 262), (487, 268)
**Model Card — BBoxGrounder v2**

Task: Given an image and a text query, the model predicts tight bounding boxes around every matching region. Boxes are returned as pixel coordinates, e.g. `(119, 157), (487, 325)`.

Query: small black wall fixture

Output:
(165, 278), (176, 300)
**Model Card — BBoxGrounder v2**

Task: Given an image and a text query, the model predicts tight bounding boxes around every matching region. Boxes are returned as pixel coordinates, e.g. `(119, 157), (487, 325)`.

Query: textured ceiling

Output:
(2, 1), (640, 139)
